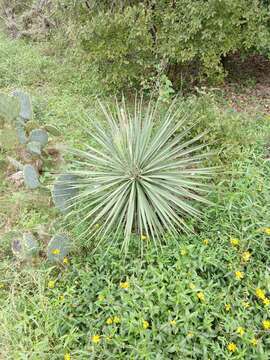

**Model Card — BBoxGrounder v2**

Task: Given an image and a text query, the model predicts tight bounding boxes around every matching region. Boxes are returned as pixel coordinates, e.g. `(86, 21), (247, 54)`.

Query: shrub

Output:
(54, 98), (214, 252)
(77, 0), (270, 92)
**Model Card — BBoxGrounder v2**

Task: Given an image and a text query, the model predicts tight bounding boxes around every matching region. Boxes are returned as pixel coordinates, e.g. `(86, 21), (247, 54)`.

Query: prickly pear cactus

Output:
(12, 90), (32, 122)
(12, 232), (39, 260)
(23, 164), (40, 189)
(47, 233), (71, 262)
(0, 93), (20, 122)
(52, 174), (78, 213)
(27, 141), (42, 156)
(29, 129), (48, 148)
(7, 156), (24, 171)
(15, 121), (27, 144)
(44, 124), (61, 136)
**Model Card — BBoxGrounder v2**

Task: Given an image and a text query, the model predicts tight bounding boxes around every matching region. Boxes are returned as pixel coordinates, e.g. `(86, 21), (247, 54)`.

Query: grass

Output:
(0, 29), (270, 359)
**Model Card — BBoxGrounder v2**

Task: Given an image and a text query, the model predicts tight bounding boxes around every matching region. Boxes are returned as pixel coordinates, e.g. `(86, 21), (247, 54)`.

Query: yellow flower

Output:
(242, 301), (250, 309)
(180, 249), (187, 256)
(64, 353), (71, 360)
(203, 239), (209, 245)
(264, 227), (270, 235)
(189, 283), (195, 289)
(63, 257), (69, 265)
(48, 280), (55, 289)
(230, 238), (239, 246)
(255, 288), (266, 300)
(242, 251), (251, 262)
(141, 234), (147, 240)
(92, 335), (101, 344)
(51, 248), (60, 255)
(170, 320), (176, 326)
(235, 271), (244, 280)
(98, 294), (105, 301)
(250, 338), (258, 347)
(237, 327), (245, 336)
(227, 342), (237, 352)
(120, 281), (129, 289)
(262, 320), (270, 330)
(263, 297), (270, 306)
(113, 316), (121, 324)
(197, 292), (205, 301)
(59, 294), (65, 302)
(225, 304), (231, 311)
(106, 317), (113, 325)
(143, 320), (149, 329)
(187, 332), (193, 337)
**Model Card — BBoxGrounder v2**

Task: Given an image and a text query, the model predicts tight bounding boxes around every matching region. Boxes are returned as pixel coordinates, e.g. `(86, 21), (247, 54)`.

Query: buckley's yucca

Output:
(55, 98), (215, 252)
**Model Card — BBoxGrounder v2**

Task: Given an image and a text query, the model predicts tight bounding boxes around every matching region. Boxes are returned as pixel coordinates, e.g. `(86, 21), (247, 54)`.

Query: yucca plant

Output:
(55, 98), (215, 252)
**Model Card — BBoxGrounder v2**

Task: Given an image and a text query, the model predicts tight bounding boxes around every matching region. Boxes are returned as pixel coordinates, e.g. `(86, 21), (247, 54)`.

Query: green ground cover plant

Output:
(0, 20), (270, 360)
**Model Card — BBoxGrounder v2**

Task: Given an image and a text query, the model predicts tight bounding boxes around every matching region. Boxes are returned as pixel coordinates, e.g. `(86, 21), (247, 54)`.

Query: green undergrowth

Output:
(0, 30), (270, 359)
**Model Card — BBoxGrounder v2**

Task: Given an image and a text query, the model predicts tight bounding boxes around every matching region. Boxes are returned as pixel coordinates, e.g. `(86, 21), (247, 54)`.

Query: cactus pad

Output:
(23, 164), (40, 189)
(47, 233), (71, 262)
(7, 156), (24, 171)
(0, 92), (20, 122)
(12, 232), (39, 259)
(15, 121), (27, 144)
(12, 90), (32, 122)
(27, 141), (42, 156)
(29, 129), (48, 148)
(52, 174), (78, 213)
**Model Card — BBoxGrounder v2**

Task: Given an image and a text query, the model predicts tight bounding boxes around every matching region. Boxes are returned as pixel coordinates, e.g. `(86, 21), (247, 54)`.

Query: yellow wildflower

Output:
(59, 294), (65, 302)
(203, 239), (209, 245)
(227, 342), (237, 352)
(170, 320), (176, 326)
(64, 353), (71, 360)
(180, 249), (187, 256)
(235, 271), (244, 280)
(225, 304), (231, 311)
(250, 338), (258, 347)
(141, 235), (147, 240)
(120, 281), (129, 289)
(98, 294), (105, 301)
(113, 316), (121, 324)
(237, 327), (245, 336)
(143, 320), (149, 329)
(262, 320), (270, 330)
(263, 297), (270, 306)
(255, 288), (266, 300)
(187, 332), (193, 338)
(242, 301), (250, 309)
(264, 227), (270, 235)
(48, 280), (55, 289)
(106, 317), (113, 325)
(51, 248), (60, 255)
(189, 283), (195, 289)
(230, 238), (239, 246)
(197, 292), (205, 301)
(242, 251), (251, 262)
(92, 335), (101, 344)
(63, 257), (69, 265)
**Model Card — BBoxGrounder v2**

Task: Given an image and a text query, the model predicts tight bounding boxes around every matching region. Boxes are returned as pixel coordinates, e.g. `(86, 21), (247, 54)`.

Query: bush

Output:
(78, 0), (270, 92)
